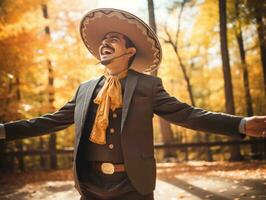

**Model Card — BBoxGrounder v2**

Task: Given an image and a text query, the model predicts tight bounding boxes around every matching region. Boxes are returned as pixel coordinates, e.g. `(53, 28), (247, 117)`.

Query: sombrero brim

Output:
(80, 8), (162, 73)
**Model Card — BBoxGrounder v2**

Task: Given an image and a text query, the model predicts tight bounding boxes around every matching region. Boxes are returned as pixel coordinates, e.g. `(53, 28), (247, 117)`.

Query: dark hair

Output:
(124, 35), (136, 67)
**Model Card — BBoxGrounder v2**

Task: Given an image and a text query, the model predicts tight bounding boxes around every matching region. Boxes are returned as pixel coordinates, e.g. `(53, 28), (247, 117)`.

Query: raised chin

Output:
(100, 54), (115, 65)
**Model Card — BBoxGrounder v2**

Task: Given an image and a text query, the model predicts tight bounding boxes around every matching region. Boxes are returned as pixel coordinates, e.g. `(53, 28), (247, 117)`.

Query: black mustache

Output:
(101, 44), (115, 52)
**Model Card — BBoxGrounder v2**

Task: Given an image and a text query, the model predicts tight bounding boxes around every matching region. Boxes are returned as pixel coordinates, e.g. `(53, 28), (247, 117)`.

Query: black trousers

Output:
(80, 191), (154, 200)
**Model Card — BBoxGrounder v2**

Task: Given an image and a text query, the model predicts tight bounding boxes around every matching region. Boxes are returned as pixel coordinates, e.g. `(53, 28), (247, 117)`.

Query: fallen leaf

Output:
(188, 186), (193, 190)
(205, 194), (214, 198)
(218, 188), (227, 193)
(243, 186), (252, 190)
(240, 192), (247, 196)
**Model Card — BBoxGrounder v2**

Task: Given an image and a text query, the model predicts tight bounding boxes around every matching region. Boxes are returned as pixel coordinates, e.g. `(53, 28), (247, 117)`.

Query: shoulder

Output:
(80, 75), (103, 87)
(75, 75), (103, 95)
(129, 69), (162, 83)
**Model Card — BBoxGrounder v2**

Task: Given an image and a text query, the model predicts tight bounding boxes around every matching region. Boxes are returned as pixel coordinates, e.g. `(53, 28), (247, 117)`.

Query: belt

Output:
(91, 162), (125, 175)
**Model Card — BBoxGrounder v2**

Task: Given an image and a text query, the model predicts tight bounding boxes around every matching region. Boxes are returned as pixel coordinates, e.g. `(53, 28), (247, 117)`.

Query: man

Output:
(0, 8), (266, 200)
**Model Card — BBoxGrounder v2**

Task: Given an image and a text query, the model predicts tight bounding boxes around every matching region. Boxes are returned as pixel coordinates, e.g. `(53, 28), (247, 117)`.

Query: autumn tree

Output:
(147, 0), (177, 159)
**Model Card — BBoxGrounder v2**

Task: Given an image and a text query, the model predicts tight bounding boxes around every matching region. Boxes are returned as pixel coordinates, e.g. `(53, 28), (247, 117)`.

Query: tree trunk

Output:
(235, 0), (253, 117)
(235, 0), (261, 160)
(15, 75), (24, 171)
(39, 137), (46, 169)
(203, 50), (213, 161)
(0, 78), (13, 172)
(236, 33), (253, 116)
(219, 0), (243, 161)
(42, 4), (57, 169)
(255, 13), (266, 95)
(147, 0), (176, 159)
(147, 0), (157, 36)
(47, 59), (57, 169)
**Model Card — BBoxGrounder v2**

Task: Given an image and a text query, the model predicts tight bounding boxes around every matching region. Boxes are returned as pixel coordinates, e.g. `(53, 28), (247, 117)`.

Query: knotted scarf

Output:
(89, 69), (128, 144)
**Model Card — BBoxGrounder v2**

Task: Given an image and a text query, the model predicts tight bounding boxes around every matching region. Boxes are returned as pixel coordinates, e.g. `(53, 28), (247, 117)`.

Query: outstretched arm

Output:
(152, 77), (247, 139)
(0, 85), (80, 141)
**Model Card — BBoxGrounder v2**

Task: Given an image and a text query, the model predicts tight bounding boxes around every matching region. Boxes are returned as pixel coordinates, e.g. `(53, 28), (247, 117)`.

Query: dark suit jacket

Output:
(4, 69), (245, 195)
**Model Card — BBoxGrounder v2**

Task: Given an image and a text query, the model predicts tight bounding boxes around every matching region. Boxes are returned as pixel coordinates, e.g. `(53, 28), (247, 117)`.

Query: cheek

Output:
(114, 45), (126, 53)
(113, 43), (126, 51)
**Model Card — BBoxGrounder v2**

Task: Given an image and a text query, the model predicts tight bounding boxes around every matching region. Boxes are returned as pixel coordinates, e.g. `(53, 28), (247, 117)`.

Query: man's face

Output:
(99, 32), (128, 63)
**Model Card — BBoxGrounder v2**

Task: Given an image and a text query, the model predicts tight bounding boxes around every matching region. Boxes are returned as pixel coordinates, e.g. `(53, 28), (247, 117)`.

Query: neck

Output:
(105, 63), (128, 75)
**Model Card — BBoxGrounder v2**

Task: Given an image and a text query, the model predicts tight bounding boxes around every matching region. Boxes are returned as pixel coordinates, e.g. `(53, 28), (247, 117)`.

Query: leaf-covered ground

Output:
(0, 161), (265, 200)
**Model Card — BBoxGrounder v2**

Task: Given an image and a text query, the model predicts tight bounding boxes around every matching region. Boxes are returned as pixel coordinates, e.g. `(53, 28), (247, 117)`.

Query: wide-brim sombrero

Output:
(80, 8), (162, 73)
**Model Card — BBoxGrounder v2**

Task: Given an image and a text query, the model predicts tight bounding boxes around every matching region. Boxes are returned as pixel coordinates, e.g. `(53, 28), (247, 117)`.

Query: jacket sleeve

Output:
(0, 124), (5, 139)
(152, 77), (246, 139)
(3, 85), (80, 141)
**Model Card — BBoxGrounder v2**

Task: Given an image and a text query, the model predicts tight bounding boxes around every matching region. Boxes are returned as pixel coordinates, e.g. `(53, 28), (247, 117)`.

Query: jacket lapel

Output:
(79, 76), (103, 134)
(121, 70), (139, 133)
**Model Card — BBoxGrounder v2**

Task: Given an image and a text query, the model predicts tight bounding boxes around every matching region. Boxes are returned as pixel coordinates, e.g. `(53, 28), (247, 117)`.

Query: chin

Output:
(101, 54), (115, 60)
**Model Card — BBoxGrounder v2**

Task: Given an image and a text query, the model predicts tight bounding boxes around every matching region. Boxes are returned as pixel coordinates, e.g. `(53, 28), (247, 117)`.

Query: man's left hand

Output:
(245, 116), (266, 138)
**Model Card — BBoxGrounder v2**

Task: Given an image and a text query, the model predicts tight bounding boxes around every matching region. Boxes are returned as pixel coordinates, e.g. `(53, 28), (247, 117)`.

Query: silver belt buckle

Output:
(101, 162), (115, 174)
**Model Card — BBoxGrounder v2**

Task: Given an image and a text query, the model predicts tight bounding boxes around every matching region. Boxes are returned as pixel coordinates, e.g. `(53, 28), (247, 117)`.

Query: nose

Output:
(102, 38), (109, 45)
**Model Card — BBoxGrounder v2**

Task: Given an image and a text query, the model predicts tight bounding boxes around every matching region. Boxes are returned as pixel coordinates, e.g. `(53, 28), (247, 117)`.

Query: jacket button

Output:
(108, 144), (114, 149)
(112, 113), (117, 118)
(110, 128), (115, 134)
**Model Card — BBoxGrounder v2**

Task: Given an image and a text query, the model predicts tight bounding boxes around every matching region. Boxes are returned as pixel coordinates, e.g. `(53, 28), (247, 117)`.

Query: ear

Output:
(126, 47), (137, 58)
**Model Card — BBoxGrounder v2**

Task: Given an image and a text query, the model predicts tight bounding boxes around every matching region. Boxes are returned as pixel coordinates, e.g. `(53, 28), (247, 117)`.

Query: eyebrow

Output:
(102, 35), (121, 40)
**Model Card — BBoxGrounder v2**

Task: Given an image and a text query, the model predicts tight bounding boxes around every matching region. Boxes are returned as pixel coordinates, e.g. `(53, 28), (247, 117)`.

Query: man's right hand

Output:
(245, 116), (266, 138)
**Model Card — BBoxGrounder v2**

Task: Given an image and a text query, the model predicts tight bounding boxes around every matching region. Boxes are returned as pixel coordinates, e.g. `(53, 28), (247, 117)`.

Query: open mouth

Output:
(101, 46), (115, 55)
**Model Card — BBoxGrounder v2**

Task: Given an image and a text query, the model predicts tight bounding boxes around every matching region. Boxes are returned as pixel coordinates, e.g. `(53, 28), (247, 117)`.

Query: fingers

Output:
(253, 116), (266, 122)
(245, 116), (266, 138)
(246, 129), (266, 138)
(247, 116), (266, 129)
(255, 122), (266, 130)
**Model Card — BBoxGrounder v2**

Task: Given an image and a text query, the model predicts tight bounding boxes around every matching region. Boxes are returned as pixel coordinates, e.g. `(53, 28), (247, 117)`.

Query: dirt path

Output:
(0, 161), (265, 200)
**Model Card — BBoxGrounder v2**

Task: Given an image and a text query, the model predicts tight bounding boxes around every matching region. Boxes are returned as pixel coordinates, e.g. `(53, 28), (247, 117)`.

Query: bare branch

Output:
(175, 1), (186, 48)
(163, 22), (177, 53)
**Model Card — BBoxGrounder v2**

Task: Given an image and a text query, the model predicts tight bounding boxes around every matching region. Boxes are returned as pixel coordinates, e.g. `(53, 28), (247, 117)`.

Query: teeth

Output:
(102, 47), (113, 55)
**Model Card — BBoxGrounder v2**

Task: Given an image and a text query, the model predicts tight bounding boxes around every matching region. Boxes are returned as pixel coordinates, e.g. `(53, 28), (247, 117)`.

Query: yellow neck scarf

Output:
(89, 69), (128, 144)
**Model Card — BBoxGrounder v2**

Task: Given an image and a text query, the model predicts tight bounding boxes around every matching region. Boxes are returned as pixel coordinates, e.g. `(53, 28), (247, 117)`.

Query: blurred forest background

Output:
(0, 0), (265, 172)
